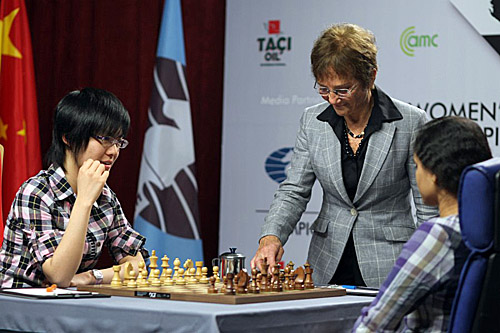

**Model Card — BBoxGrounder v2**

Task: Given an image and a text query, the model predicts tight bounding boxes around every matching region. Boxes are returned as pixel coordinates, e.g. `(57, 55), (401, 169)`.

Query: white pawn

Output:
(176, 268), (186, 285)
(111, 265), (122, 287)
(213, 266), (220, 283)
(127, 269), (137, 288)
(199, 267), (209, 284)
(164, 268), (174, 286)
(151, 268), (161, 287)
(188, 267), (197, 284)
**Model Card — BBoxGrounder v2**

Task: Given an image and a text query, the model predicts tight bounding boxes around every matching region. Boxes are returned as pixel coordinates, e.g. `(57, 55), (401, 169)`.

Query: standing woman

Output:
(0, 88), (148, 288)
(251, 23), (438, 287)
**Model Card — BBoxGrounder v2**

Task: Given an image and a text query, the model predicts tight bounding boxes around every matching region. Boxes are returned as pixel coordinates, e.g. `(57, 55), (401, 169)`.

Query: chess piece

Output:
(164, 268), (174, 286)
(260, 270), (268, 293)
(208, 276), (218, 293)
(213, 265), (220, 283)
(261, 258), (269, 275)
(236, 270), (249, 294)
(256, 273), (262, 288)
(127, 269), (137, 288)
(195, 261), (203, 282)
(183, 259), (193, 272)
(266, 272), (272, 292)
(188, 267), (197, 284)
(136, 266), (144, 286)
(224, 272), (236, 295)
(249, 268), (260, 294)
(289, 270), (296, 290)
(173, 258), (181, 282)
(199, 267), (209, 284)
(221, 276), (227, 294)
(148, 250), (158, 282)
(138, 261), (149, 287)
(123, 262), (134, 286)
(160, 255), (170, 284)
(271, 264), (282, 292)
(111, 265), (122, 287)
(287, 261), (296, 290)
(283, 265), (291, 291)
(234, 274), (239, 290)
(304, 262), (314, 289)
(184, 266), (192, 284)
(151, 268), (161, 287)
(260, 258), (270, 292)
(294, 266), (305, 290)
(176, 268), (186, 285)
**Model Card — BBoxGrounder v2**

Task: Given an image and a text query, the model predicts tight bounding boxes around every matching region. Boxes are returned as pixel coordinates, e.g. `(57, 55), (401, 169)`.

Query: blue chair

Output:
(448, 157), (500, 333)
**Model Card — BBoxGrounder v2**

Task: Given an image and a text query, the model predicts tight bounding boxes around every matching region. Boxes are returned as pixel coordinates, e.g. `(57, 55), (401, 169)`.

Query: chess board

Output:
(77, 283), (346, 305)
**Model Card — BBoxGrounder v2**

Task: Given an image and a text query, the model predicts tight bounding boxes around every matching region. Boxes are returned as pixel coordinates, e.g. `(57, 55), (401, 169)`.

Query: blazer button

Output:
(350, 208), (358, 216)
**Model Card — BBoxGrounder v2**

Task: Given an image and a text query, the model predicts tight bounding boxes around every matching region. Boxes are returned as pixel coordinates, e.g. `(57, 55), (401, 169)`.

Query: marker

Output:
(341, 285), (356, 289)
(341, 285), (379, 291)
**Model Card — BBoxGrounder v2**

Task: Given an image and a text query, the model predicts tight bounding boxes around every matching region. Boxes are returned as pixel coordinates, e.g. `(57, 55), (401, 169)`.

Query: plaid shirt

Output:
(0, 164), (148, 288)
(353, 215), (468, 332)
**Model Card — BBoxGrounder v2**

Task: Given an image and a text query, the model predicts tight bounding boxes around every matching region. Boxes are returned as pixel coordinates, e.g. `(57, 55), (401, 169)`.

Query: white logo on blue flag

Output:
(134, 0), (203, 263)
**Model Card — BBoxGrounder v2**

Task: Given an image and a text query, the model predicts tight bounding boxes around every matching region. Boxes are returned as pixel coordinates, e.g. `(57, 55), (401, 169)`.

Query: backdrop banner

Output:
(135, 0), (203, 264)
(220, 0), (500, 266)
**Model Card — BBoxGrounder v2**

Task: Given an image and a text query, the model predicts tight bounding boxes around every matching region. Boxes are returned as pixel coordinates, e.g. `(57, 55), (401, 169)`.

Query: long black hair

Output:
(45, 88), (130, 170)
(414, 116), (492, 196)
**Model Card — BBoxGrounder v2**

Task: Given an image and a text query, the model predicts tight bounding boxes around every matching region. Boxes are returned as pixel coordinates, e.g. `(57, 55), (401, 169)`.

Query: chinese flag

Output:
(0, 0), (41, 244)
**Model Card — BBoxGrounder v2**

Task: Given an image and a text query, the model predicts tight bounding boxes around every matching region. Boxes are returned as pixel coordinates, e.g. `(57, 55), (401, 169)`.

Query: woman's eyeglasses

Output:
(93, 135), (129, 149)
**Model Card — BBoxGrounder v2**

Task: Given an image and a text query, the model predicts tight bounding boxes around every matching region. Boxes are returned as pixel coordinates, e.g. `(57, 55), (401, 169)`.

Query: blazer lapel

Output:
(354, 122), (396, 203)
(322, 122), (352, 205)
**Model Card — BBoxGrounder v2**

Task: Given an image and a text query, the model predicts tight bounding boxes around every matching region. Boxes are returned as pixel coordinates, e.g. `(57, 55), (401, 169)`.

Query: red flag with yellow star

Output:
(0, 0), (41, 243)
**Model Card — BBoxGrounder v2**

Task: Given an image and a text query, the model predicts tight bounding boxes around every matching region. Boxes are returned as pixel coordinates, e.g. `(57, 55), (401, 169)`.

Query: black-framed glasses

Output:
(93, 135), (129, 149)
(314, 82), (357, 98)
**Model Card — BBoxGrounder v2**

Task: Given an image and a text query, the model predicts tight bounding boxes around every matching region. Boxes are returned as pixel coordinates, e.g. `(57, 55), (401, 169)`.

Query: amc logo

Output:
(400, 26), (438, 57)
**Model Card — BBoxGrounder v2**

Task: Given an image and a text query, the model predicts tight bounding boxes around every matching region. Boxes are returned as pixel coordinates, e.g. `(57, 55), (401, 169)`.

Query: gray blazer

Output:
(260, 97), (438, 287)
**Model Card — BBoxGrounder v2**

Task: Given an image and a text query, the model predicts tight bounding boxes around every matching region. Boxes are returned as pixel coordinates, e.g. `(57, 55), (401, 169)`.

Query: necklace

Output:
(343, 123), (366, 158)
(344, 120), (366, 139)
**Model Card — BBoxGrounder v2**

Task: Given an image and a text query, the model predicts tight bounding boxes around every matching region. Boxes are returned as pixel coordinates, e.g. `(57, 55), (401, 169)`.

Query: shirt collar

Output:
(48, 164), (75, 202)
(316, 85), (403, 125)
(47, 164), (111, 205)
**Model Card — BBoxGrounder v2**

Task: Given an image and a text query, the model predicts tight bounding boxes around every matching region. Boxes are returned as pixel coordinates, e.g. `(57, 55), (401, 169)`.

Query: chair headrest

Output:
(458, 158), (500, 252)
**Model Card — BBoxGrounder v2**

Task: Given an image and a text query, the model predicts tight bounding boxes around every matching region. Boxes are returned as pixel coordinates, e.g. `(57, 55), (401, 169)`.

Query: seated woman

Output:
(0, 88), (148, 288)
(353, 116), (492, 332)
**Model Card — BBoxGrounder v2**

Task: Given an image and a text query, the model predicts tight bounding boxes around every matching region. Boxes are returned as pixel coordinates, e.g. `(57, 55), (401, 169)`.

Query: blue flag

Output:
(134, 0), (203, 264)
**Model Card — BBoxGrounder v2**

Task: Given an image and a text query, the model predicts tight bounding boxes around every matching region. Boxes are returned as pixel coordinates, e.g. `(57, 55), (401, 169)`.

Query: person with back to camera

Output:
(250, 23), (438, 287)
(353, 116), (492, 332)
(0, 88), (148, 288)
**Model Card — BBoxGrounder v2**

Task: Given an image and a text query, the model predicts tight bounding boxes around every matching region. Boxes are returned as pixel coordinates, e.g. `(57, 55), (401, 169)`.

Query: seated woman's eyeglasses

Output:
(93, 135), (129, 149)
(314, 82), (357, 98)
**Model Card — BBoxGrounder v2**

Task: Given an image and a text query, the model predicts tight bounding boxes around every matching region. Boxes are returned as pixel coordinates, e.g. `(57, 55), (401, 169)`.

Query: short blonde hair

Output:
(311, 23), (378, 88)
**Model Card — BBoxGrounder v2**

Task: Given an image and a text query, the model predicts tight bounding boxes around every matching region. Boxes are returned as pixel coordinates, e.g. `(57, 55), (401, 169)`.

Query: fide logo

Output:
(265, 147), (293, 183)
(451, 0), (500, 57)
(400, 26), (438, 57)
(257, 20), (292, 67)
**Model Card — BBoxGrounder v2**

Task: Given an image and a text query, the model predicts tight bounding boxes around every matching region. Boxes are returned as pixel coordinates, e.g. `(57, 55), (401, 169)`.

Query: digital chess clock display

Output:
(136, 291), (171, 299)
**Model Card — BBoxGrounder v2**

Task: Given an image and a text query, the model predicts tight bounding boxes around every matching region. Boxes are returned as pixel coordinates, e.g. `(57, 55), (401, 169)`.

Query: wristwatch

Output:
(92, 269), (104, 285)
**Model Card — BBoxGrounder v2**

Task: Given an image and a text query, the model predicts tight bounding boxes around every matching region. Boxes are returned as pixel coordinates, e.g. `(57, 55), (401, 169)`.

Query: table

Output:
(0, 293), (373, 332)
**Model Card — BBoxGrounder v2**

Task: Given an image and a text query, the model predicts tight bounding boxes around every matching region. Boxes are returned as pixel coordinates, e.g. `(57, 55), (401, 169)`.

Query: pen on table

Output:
(341, 285), (379, 291)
